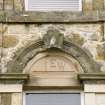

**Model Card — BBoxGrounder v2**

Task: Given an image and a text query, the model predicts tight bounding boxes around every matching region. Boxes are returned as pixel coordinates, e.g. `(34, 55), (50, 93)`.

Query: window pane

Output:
(25, 0), (82, 11)
(26, 93), (81, 105)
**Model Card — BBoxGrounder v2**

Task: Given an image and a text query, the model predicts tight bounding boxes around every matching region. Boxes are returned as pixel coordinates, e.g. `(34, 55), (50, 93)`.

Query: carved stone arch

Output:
(7, 38), (99, 73)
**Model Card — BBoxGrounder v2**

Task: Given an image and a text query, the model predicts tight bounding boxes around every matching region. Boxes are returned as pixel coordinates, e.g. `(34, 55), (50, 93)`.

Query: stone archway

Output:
(7, 28), (99, 73)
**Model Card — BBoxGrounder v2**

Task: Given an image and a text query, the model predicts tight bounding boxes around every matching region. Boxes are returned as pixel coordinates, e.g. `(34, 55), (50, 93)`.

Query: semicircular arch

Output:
(7, 39), (99, 73)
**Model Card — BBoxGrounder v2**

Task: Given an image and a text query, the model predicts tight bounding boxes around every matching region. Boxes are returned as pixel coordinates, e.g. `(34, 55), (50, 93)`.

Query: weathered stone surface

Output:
(93, 0), (104, 10)
(1, 11), (105, 23)
(1, 93), (11, 105)
(83, 0), (93, 12)
(82, 41), (105, 60)
(82, 41), (105, 72)
(0, 73), (28, 84)
(5, 11), (99, 23)
(0, 0), (3, 10)
(96, 42), (105, 60)
(1, 24), (103, 73)
(0, 47), (1, 69)
(0, 11), (5, 22)
(11, 93), (22, 105)
(0, 24), (2, 47)
(24, 51), (83, 87)
(65, 24), (103, 42)
(4, 0), (14, 10)
(3, 35), (19, 48)
(43, 27), (64, 48)
(14, 0), (24, 11)
(0, 24), (2, 72)
(104, 22), (105, 40)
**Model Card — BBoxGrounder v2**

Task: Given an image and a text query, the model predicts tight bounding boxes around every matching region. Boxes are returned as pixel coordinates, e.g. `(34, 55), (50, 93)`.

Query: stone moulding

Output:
(0, 11), (105, 23)
(7, 37), (99, 73)
(78, 73), (105, 81)
(0, 73), (28, 84)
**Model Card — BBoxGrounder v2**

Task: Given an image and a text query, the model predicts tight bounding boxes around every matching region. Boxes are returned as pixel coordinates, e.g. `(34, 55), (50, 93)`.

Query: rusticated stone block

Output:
(0, 24), (2, 47)
(93, 0), (104, 10)
(4, 0), (14, 10)
(3, 35), (19, 48)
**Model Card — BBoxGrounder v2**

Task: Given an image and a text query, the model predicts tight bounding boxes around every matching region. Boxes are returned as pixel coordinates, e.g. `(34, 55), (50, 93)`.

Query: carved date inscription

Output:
(30, 55), (81, 72)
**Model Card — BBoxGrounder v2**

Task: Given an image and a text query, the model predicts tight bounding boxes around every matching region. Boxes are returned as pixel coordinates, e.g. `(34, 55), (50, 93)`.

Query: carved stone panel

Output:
(24, 51), (83, 87)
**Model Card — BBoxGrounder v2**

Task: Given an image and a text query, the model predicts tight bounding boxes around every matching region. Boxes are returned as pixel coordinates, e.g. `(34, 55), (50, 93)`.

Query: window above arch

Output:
(25, 0), (82, 11)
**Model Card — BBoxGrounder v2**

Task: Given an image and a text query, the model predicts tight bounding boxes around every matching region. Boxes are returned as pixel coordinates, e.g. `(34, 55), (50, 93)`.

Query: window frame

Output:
(23, 90), (84, 105)
(25, 0), (82, 11)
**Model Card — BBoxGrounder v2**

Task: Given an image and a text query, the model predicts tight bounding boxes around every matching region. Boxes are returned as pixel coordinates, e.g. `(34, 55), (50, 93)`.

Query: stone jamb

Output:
(79, 73), (105, 105)
(0, 74), (28, 105)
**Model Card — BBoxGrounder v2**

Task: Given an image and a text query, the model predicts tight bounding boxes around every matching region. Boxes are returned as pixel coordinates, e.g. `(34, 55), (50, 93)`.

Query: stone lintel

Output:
(78, 73), (105, 81)
(23, 85), (82, 91)
(0, 73), (28, 84)
(0, 10), (105, 23)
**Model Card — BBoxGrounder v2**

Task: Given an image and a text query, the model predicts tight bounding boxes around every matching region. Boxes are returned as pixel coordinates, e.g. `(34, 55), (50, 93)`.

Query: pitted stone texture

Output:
(0, 0), (3, 10)
(2, 24), (41, 73)
(82, 41), (105, 71)
(1, 24), (104, 73)
(64, 24), (103, 45)
(4, 0), (14, 10)
(14, 0), (24, 11)
(104, 22), (105, 40)
(83, 0), (93, 12)
(0, 93), (12, 105)
(3, 35), (19, 48)
(0, 24), (2, 72)
(93, 0), (104, 10)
